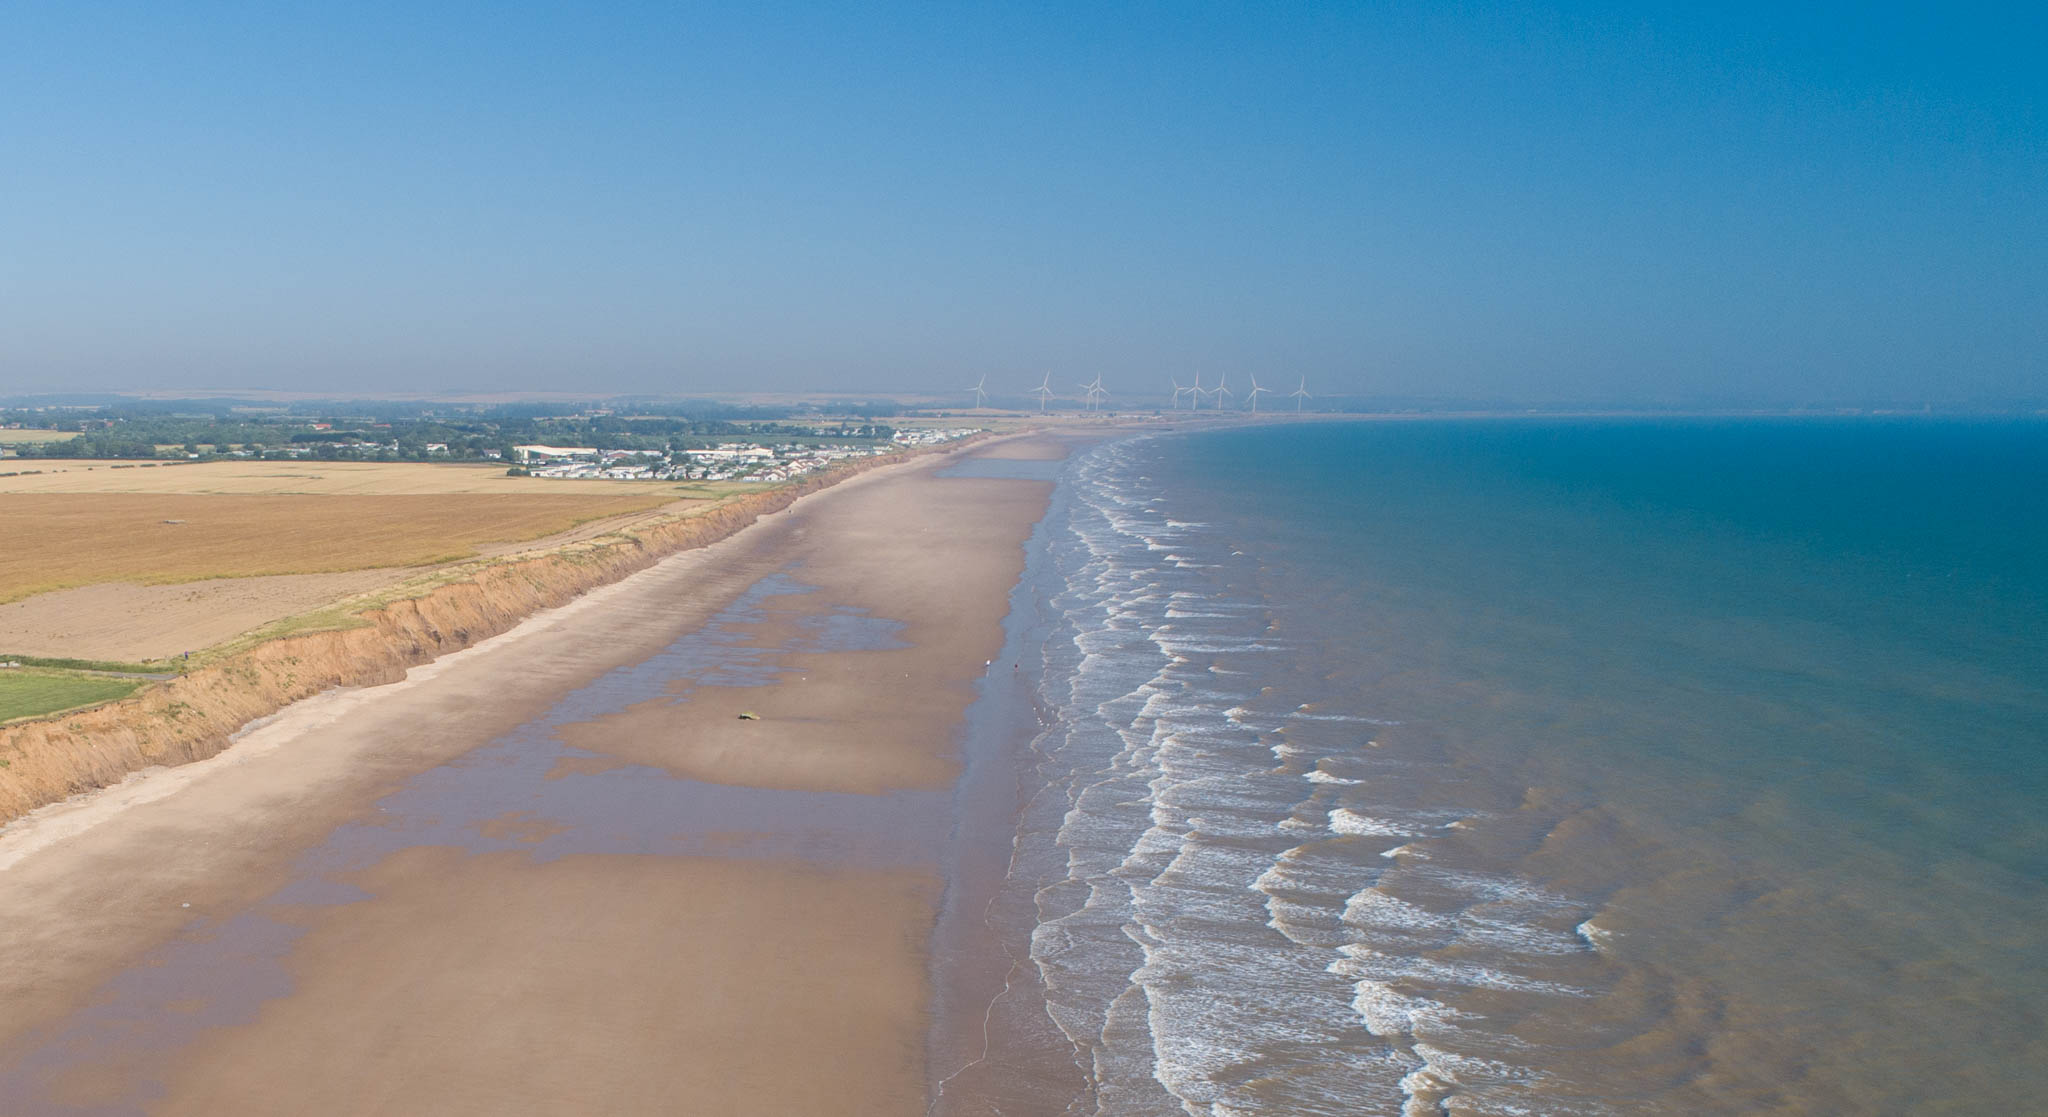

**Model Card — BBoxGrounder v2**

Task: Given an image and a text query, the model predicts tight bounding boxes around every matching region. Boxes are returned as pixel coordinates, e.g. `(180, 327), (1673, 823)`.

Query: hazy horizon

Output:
(3, 4), (2042, 405)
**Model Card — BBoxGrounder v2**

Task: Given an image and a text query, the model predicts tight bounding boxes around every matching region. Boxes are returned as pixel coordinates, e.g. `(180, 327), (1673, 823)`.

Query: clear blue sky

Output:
(2, 2), (2042, 403)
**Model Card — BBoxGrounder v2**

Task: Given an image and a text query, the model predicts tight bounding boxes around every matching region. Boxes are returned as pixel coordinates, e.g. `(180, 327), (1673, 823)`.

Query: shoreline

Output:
(924, 440), (1096, 1116)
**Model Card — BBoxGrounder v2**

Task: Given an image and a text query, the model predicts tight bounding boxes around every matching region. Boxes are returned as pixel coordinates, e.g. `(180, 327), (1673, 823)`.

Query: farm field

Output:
(0, 460), (684, 495)
(0, 571), (417, 662)
(0, 669), (143, 723)
(0, 491), (675, 604)
(0, 430), (80, 445)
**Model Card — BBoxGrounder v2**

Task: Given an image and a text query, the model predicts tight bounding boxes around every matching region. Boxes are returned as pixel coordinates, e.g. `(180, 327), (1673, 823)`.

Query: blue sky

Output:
(2, 2), (2041, 402)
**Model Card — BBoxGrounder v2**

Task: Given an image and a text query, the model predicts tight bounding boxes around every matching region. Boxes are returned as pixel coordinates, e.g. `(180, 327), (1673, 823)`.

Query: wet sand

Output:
(153, 852), (937, 1116)
(0, 438), (1061, 1115)
(556, 469), (1047, 794)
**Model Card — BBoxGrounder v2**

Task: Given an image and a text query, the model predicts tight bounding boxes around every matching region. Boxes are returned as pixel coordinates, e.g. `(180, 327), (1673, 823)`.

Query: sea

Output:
(971, 417), (2048, 1115)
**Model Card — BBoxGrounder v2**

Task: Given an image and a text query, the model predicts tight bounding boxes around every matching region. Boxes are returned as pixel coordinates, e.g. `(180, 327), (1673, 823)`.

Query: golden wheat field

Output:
(0, 459), (667, 495)
(0, 492), (674, 603)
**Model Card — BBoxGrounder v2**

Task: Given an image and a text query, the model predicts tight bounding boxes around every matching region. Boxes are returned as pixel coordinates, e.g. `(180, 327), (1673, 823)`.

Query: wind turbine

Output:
(1080, 375), (1107, 411)
(1291, 376), (1311, 413)
(1188, 370), (1204, 410)
(1212, 372), (1234, 410)
(1170, 376), (1187, 409)
(1033, 373), (1055, 412)
(968, 374), (988, 409)
(1247, 375), (1274, 412)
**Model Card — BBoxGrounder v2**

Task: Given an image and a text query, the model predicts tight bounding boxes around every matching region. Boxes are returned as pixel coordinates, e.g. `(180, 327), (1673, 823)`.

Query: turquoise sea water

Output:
(1008, 418), (2047, 1113)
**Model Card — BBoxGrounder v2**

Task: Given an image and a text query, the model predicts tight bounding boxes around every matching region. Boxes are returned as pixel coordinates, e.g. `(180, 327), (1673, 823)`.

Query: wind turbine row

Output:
(963, 372), (1312, 412)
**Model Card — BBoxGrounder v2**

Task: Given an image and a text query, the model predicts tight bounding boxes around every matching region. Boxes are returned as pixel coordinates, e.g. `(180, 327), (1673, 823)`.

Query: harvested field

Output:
(0, 492), (674, 603)
(0, 572), (415, 662)
(0, 460), (683, 496)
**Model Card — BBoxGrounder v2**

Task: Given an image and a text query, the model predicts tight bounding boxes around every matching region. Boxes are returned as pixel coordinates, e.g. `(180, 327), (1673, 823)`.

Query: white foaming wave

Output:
(1306, 770), (1363, 785)
(1402, 1042), (1555, 1117)
(1333, 943), (1590, 1000)
(1252, 849), (1358, 902)
(1577, 919), (1618, 955)
(1167, 592), (1260, 609)
(1343, 891), (1585, 961)
(1338, 971), (1465, 1038)
(1330, 808), (1428, 838)
(1357, 867), (1595, 956)
(1047, 437), (1542, 1114)
(1176, 685), (1255, 705)
(1073, 635), (1155, 672)
(1268, 740), (1313, 762)
(1151, 637), (1284, 656)
(1457, 915), (1590, 958)
(1289, 711), (1405, 725)
(1120, 821), (1408, 1115)
(1106, 668), (1398, 1106)
(1253, 844), (1382, 950)
(1071, 627), (1139, 658)
(1342, 888), (1452, 933)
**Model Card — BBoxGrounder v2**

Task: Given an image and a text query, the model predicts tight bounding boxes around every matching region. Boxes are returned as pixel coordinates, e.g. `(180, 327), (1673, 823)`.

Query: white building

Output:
(514, 444), (600, 463)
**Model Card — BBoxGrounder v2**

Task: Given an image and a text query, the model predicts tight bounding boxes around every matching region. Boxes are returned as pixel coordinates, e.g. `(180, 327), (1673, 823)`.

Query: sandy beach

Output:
(0, 437), (1064, 1114)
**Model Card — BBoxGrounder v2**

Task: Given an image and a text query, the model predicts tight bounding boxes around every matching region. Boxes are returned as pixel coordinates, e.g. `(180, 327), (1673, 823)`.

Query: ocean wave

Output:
(1289, 711), (1404, 725)
(1576, 919), (1618, 955)
(1017, 434), (1631, 1116)
(1329, 808), (1429, 838)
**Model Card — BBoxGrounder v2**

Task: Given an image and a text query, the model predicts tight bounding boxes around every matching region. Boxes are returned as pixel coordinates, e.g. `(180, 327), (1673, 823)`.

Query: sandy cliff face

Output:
(0, 451), (934, 825)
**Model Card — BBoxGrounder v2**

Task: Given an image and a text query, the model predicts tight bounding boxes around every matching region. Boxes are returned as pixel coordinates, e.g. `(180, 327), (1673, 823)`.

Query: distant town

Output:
(0, 399), (985, 483)
(512, 427), (981, 483)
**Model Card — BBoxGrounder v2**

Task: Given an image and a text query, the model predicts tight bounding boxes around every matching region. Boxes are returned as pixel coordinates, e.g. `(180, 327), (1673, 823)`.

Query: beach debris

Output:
(736, 711), (760, 721)
(162, 519), (186, 524)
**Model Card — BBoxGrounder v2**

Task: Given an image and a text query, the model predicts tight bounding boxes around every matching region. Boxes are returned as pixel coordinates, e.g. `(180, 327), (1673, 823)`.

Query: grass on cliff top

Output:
(0, 491), (676, 604)
(0, 669), (144, 724)
(0, 654), (170, 674)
